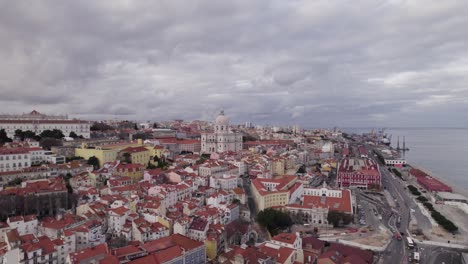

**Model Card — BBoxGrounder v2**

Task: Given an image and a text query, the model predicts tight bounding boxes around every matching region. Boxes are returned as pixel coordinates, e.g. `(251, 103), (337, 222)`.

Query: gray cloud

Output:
(1, 0), (468, 127)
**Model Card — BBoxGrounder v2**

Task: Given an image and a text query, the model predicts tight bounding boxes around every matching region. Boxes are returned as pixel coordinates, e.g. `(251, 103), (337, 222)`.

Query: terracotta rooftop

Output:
(300, 190), (353, 213)
(140, 234), (203, 254)
(68, 243), (109, 264)
(272, 233), (298, 245)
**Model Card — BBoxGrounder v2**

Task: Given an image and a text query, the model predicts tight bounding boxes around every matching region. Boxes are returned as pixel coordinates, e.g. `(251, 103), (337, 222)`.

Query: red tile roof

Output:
(151, 245), (183, 263)
(189, 217), (208, 231)
(68, 243), (109, 264)
(302, 236), (325, 252)
(109, 206), (130, 216)
(258, 242), (294, 264)
(299, 190), (352, 213)
(112, 245), (143, 258)
(220, 245), (270, 263)
(140, 234), (203, 254)
(328, 242), (373, 263)
(272, 233), (298, 245)
(120, 147), (149, 153)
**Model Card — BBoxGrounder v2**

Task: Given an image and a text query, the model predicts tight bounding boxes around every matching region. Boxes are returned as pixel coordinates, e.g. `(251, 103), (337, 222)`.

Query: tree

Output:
(7, 178), (22, 186)
(87, 156), (100, 170)
(69, 131), (79, 139)
(90, 122), (114, 131)
(122, 152), (132, 163)
(40, 129), (65, 139)
(232, 198), (241, 204)
(408, 185), (421, 196)
(147, 161), (157, 169)
(423, 202), (434, 212)
(296, 165), (306, 174)
(15, 129), (40, 141)
(14, 129), (24, 140)
(0, 129), (12, 144)
(24, 130), (39, 140)
(134, 123), (139, 130)
(417, 196), (428, 203)
(66, 156), (84, 163)
(257, 208), (293, 236)
(40, 138), (63, 150)
(327, 211), (353, 227)
(132, 133), (151, 140)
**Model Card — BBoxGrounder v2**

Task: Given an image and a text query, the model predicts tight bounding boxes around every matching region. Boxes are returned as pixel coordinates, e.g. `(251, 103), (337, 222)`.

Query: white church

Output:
(201, 110), (243, 154)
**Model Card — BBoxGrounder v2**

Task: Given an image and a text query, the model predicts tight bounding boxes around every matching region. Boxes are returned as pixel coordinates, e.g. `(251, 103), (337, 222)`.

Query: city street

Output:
(364, 145), (411, 263)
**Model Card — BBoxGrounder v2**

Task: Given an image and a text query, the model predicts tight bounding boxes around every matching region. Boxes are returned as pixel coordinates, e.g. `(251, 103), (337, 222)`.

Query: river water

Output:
(344, 128), (468, 190)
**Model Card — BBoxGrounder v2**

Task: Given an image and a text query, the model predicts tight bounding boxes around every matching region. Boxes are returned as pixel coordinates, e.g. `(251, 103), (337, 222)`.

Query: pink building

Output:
(337, 158), (381, 189)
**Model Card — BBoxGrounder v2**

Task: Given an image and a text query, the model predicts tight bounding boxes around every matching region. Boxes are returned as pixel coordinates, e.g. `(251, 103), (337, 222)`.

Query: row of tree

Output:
(407, 185), (421, 196)
(256, 208), (293, 236)
(1, 128), (85, 149)
(422, 201), (458, 233)
(327, 211), (354, 227)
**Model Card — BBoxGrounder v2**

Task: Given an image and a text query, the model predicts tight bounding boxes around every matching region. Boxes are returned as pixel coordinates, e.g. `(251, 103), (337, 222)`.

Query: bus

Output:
(406, 237), (415, 249)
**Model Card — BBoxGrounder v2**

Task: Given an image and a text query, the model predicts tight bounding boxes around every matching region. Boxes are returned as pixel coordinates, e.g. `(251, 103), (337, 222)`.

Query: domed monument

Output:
(201, 110), (243, 154)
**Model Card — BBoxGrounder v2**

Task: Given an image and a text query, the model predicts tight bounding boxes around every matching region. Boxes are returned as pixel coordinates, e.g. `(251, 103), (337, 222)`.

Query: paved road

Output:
(242, 176), (268, 242)
(350, 142), (464, 264)
(242, 177), (257, 220)
(364, 145), (410, 264)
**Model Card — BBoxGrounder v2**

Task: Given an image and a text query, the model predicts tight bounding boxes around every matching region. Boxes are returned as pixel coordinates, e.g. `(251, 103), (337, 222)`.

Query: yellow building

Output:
(145, 145), (166, 159)
(115, 163), (145, 182)
(119, 146), (152, 165)
(251, 176), (297, 211)
(205, 237), (217, 261)
(75, 139), (145, 167)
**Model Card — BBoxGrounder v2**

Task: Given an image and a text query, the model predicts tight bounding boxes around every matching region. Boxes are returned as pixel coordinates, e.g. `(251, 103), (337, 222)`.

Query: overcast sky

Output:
(1, 1), (468, 128)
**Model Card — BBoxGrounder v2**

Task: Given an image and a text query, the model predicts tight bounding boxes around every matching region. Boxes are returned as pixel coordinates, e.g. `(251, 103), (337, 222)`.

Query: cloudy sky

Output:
(1, 0), (468, 128)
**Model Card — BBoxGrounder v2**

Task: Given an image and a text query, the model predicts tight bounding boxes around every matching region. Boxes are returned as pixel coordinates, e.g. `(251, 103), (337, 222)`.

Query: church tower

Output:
(201, 110), (243, 154)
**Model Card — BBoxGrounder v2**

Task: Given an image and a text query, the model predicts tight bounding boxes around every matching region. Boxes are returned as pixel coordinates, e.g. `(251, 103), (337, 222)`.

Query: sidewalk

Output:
(415, 239), (468, 250)
(319, 237), (391, 252)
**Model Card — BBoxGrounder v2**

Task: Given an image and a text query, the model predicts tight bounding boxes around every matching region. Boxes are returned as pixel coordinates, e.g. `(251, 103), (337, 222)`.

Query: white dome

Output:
(215, 110), (229, 125)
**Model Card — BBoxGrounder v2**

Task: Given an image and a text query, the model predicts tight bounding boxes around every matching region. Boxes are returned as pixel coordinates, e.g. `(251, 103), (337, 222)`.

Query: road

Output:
(354, 145), (407, 263)
(242, 176), (267, 242)
(242, 176), (257, 220)
(341, 140), (465, 263)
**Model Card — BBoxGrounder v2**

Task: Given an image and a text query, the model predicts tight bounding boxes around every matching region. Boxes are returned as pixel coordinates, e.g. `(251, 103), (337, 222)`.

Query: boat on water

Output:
(380, 136), (391, 146)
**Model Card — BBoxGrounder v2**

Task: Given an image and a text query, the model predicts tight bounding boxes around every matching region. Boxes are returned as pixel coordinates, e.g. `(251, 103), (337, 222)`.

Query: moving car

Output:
(393, 232), (402, 241)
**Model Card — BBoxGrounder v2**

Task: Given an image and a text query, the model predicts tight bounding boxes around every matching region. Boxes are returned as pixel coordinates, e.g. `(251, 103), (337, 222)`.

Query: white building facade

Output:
(0, 110), (90, 139)
(0, 148), (31, 173)
(201, 111), (243, 154)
